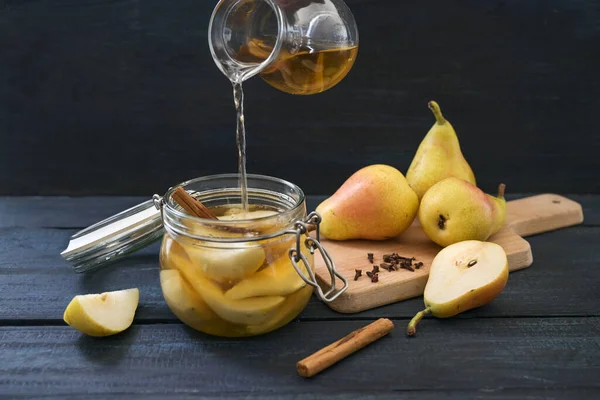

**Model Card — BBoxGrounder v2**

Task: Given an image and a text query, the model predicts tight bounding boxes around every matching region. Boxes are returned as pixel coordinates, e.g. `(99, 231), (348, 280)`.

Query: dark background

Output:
(1, 0), (599, 196)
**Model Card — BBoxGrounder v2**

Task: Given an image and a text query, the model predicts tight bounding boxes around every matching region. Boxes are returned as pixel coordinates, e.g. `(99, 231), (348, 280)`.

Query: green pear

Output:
(418, 177), (506, 247)
(316, 164), (419, 240)
(406, 240), (509, 336)
(406, 101), (476, 200)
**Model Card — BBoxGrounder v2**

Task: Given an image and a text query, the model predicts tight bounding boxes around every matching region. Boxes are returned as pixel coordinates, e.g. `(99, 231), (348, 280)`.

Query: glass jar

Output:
(159, 174), (319, 337)
(60, 173), (348, 337)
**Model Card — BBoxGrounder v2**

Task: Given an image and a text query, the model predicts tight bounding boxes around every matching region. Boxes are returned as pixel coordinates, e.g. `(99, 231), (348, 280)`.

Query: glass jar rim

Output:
(162, 173), (307, 243)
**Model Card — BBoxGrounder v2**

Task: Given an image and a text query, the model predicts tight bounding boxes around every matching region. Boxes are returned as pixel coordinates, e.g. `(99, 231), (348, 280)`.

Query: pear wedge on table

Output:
(406, 101), (476, 200)
(406, 240), (509, 336)
(63, 288), (139, 337)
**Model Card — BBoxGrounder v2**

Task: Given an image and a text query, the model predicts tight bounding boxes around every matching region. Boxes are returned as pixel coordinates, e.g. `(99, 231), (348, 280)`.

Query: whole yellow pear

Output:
(406, 101), (476, 200)
(418, 177), (506, 247)
(316, 164), (419, 240)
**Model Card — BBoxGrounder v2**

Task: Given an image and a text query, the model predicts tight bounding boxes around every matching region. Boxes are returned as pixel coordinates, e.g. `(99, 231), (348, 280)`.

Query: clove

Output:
(367, 253), (374, 263)
(354, 269), (362, 281)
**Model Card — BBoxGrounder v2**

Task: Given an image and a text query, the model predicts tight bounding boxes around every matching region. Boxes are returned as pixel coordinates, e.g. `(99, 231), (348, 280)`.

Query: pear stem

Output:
(406, 307), (431, 337)
(428, 101), (446, 125)
(497, 183), (506, 199)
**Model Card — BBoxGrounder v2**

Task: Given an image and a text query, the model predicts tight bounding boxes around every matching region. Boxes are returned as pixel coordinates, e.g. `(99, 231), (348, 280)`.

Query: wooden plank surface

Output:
(1, 0), (599, 196)
(0, 196), (598, 398)
(1, 319), (599, 397)
(1, 223), (598, 321)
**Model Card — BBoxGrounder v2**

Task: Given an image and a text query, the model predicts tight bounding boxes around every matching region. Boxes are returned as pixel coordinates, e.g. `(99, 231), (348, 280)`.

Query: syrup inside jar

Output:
(158, 174), (314, 337)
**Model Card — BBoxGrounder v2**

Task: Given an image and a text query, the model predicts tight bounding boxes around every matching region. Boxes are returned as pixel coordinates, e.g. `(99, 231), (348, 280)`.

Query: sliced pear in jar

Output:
(185, 243), (266, 283)
(160, 269), (217, 324)
(160, 235), (191, 270)
(218, 209), (283, 235)
(407, 240), (509, 337)
(63, 288), (139, 337)
(183, 209), (279, 238)
(177, 265), (285, 325)
(225, 252), (310, 300)
(218, 210), (278, 221)
(246, 284), (314, 335)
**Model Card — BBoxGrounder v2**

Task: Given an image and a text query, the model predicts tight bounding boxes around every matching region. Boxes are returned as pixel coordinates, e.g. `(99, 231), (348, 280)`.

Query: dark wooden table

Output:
(1, 195), (599, 399)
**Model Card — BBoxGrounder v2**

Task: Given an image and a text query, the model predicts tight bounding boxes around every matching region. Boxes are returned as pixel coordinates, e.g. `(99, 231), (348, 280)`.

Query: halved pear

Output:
(63, 288), (139, 337)
(177, 264), (285, 325)
(160, 269), (217, 326)
(224, 253), (309, 300)
(407, 240), (509, 336)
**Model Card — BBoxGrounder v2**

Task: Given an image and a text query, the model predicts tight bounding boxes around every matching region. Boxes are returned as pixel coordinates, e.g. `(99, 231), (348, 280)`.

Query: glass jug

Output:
(208, 0), (359, 95)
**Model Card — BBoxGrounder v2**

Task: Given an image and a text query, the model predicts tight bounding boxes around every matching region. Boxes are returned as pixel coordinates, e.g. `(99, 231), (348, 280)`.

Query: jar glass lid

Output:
(61, 198), (163, 273)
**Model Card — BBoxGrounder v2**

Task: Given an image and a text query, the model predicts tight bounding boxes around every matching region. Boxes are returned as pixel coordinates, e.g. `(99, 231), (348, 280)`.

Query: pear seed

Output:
(468, 260), (478, 267)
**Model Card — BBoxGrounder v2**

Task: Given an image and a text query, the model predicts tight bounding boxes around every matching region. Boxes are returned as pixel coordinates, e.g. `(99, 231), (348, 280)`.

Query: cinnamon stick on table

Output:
(296, 318), (394, 378)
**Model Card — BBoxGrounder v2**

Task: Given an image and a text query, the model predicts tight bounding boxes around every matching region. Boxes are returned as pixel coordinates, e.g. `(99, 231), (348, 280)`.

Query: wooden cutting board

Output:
(313, 194), (584, 313)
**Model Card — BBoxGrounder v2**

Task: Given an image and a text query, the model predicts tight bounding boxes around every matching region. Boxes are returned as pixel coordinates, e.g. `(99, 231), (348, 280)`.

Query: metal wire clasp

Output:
(152, 194), (164, 216)
(288, 211), (348, 303)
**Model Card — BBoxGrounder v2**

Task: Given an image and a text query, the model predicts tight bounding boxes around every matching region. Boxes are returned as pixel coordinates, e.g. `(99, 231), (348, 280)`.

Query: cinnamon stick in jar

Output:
(296, 318), (394, 378)
(172, 187), (219, 220)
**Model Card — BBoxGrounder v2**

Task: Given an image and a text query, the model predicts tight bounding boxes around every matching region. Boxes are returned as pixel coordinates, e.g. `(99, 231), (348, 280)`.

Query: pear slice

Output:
(177, 264), (285, 325)
(219, 210), (283, 235)
(185, 244), (266, 283)
(407, 240), (508, 336)
(160, 269), (217, 325)
(63, 288), (139, 337)
(160, 236), (191, 270)
(246, 285), (313, 335)
(224, 253), (308, 300)
(183, 210), (278, 238)
(218, 210), (278, 221)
